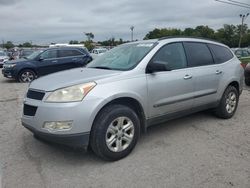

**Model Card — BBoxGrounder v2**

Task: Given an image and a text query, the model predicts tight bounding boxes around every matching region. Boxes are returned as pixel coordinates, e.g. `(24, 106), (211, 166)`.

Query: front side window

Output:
(40, 50), (57, 59)
(208, 44), (234, 64)
(184, 42), (214, 67)
(87, 42), (156, 71)
(151, 42), (187, 70)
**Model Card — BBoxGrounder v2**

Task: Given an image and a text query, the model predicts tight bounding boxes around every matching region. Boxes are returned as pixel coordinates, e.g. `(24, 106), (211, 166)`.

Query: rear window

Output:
(183, 42), (214, 67)
(208, 44), (234, 64)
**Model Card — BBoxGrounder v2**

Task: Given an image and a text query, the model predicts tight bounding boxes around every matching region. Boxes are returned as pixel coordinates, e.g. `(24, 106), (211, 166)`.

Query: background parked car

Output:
(0, 51), (9, 68)
(234, 49), (250, 68)
(9, 48), (20, 60)
(2, 47), (92, 82)
(91, 48), (108, 59)
(244, 63), (250, 86)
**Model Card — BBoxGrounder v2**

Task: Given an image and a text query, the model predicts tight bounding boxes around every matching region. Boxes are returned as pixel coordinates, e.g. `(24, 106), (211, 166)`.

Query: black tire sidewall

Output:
(245, 78), (250, 86)
(91, 104), (140, 161)
(219, 86), (239, 118)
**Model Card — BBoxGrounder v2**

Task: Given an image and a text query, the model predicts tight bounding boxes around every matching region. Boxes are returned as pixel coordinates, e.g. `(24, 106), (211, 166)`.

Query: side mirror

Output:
(235, 53), (241, 59)
(38, 56), (44, 61)
(146, 61), (171, 73)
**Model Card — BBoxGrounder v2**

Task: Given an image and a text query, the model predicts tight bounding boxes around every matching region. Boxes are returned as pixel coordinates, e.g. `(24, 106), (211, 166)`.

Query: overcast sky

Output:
(0, 0), (249, 44)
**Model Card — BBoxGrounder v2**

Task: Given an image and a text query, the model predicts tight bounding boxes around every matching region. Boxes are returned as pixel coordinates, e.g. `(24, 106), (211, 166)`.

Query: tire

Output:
(90, 104), (140, 161)
(214, 86), (239, 119)
(245, 78), (250, 86)
(18, 69), (36, 83)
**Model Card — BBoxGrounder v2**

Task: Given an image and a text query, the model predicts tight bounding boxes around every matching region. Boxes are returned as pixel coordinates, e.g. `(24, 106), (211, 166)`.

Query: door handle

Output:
(52, 60), (57, 63)
(72, 58), (78, 61)
(183, 75), (192, 80)
(215, 70), (222, 75)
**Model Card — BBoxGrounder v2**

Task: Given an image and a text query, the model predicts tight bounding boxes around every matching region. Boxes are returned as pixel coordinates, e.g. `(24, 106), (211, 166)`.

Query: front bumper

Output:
(22, 122), (90, 147)
(2, 67), (15, 78)
(21, 92), (104, 148)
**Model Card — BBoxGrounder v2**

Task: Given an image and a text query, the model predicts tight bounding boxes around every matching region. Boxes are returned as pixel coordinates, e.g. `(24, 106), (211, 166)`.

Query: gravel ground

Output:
(0, 72), (250, 188)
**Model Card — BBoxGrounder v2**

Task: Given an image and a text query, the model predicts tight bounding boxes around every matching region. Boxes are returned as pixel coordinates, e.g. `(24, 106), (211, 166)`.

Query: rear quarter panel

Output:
(216, 57), (244, 101)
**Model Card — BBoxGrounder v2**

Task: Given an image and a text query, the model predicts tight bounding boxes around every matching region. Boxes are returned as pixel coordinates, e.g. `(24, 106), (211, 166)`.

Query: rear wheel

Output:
(90, 104), (140, 161)
(245, 78), (250, 86)
(18, 69), (36, 83)
(214, 86), (239, 119)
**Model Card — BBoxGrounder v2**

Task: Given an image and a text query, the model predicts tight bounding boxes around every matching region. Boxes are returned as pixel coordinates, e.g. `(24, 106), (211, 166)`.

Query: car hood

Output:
(4, 58), (28, 64)
(29, 68), (122, 91)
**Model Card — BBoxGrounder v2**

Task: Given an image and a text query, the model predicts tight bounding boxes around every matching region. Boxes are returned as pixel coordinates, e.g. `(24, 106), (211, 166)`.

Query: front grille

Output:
(27, 90), (45, 100)
(23, 104), (37, 116)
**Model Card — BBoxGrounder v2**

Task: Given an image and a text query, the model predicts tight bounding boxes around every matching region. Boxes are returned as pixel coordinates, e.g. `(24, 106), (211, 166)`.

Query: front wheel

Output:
(90, 104), (140, 161)
(18, 69), (36, 83)
(214, 86), (239, 119)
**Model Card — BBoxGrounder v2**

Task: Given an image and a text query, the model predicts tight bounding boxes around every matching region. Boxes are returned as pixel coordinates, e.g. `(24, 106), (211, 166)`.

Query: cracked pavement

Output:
(0, 72), (250, 188)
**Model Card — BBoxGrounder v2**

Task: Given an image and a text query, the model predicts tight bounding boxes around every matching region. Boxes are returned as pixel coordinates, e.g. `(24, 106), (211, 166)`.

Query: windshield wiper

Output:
(91, 66), (112, 70)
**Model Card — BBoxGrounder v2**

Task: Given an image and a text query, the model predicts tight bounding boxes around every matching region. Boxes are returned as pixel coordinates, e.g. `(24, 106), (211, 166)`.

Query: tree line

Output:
(144, 24), (250, 48)
(1, 24), (249, 50)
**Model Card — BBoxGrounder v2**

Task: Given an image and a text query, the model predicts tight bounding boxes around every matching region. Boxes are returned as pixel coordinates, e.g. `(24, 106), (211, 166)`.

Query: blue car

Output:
(2, 47), (92, 82)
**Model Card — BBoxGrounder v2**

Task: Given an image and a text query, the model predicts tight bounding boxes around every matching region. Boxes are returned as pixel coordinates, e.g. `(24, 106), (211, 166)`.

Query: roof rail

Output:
(158, 36), (222, 44)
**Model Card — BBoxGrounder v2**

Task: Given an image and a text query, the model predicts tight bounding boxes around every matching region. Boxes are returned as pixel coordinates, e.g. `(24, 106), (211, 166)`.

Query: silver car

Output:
(0, 51), (9, 67)
(22, 37), (244, 161)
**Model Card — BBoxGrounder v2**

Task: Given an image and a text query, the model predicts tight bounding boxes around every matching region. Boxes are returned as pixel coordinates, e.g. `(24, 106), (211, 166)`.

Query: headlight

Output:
(4, 64), (16, 68)
(45, 82), (96, 102)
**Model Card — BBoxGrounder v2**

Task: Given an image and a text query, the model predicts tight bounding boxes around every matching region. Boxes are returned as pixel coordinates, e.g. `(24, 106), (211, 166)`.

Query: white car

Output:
(0, 51), (9, 67)
(91, 48), (108, 59)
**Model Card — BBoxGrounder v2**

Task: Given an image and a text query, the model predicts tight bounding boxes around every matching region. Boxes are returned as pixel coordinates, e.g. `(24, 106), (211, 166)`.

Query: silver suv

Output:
(22, 37), (244, 161)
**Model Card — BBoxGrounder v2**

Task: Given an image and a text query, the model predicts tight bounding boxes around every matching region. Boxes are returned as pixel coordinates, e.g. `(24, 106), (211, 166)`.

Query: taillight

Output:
(240, 63), (246, 69)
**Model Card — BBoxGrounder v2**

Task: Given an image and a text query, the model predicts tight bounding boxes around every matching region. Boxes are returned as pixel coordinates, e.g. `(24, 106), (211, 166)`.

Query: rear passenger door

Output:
(183, 42), (223, 107)
(146, 42), (195, 118)
(58, 49), (86, 71)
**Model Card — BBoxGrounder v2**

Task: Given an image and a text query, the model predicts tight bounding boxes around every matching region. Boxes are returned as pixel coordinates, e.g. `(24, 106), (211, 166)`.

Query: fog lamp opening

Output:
(43, 121), (73, 132)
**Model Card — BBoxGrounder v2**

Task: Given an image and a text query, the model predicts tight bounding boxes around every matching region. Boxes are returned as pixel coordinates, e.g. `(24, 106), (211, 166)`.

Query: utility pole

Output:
(239, 13), (249, 48)
(1, 39), (4, 49)
(130, 26), (134, 42)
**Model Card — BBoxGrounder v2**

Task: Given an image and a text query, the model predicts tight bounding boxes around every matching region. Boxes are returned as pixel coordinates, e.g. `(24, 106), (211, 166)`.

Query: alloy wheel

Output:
(105, 116), (135, 152)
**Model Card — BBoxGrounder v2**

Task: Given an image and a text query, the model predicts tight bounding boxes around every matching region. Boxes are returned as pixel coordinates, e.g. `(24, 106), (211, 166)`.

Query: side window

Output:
(40, 50), (57, 59)
(242, 50), (250, 57)
(183, 42), (214, 67)
(59, 50), (83, 58)
(208, 44), (234, 64)
(151, 43), (187, 70)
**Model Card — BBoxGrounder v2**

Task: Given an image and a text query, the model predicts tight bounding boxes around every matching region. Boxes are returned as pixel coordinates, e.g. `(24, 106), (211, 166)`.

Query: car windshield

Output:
(87, 42), (156, 71)
(0, 52), (6, 56)
(22, 50), (34, 56)
(26, 50), (44, 60)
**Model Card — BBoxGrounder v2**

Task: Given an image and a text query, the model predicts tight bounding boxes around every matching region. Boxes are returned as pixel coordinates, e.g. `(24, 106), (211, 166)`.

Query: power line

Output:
(215, 0), (250, 9)
(228, 0), (250, 7)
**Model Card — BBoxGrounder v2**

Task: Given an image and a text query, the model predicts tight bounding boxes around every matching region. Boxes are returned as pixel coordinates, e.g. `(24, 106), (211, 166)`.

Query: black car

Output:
(2, 47), (92, 82)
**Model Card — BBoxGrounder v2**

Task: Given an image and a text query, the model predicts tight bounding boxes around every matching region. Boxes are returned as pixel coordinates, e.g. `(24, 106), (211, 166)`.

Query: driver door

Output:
(36, 49), (59, 76)
(146, 42), (195, 118)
